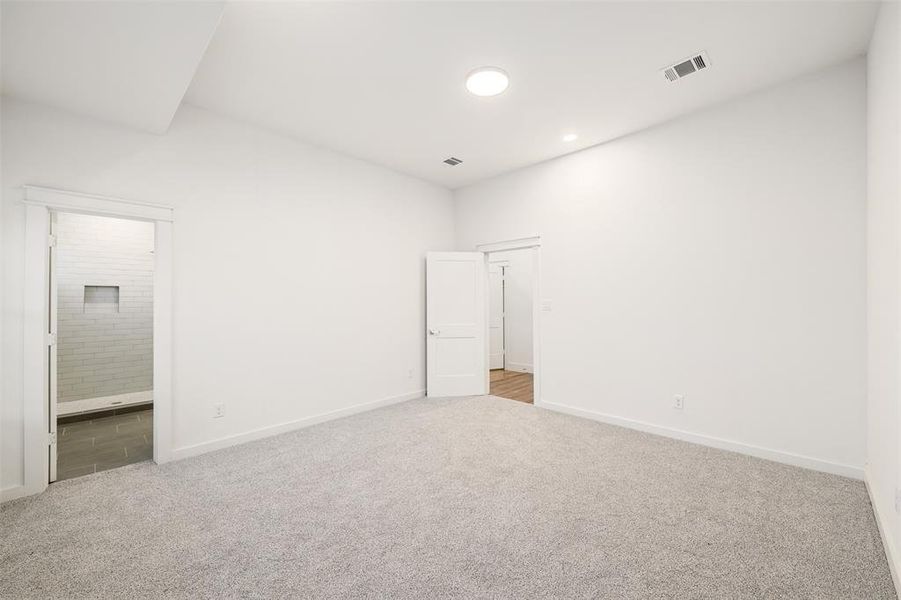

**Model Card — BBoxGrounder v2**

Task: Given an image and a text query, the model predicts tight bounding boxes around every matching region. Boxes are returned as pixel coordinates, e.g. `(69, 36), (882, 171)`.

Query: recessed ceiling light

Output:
(465, 67), (509, 97)
(562, 133), (578, 142)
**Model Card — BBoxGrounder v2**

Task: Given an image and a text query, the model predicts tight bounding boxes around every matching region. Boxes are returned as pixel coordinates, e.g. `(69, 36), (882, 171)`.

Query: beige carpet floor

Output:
(0, 396), (895, 599)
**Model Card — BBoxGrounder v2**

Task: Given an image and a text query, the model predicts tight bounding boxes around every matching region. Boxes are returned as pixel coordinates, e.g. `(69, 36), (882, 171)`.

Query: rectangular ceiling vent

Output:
(443, 157), (463, 166)
(661, 51), (710, 83)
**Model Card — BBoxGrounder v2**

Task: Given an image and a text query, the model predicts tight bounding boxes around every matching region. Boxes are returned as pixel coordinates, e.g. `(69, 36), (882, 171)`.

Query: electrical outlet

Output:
(673, 395), (684, 410)
(407, 368), (414, 379)
(895, 488), (901, 514)
(212, 402), (225, 419)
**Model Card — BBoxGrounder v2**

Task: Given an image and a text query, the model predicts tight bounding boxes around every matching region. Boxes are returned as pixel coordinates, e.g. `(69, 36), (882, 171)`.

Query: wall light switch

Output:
(541, 299), (553, 312)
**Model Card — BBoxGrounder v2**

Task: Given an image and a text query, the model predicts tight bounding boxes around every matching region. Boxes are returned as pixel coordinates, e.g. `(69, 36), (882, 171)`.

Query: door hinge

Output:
(48, 234), (57, 248)
(49, 431), (57, 445)
(46, 333), (57, 347)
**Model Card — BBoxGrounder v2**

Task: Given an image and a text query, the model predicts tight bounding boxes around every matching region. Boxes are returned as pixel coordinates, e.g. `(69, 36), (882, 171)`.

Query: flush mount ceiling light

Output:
(562, 133), (578, 142)
(465, 67), (509, 97)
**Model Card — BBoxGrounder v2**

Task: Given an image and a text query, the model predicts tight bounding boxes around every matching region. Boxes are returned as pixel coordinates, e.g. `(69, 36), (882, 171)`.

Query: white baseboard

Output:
(540, 400), (863, 480)
(865, 468), (901, 596)
(171, 389), (424, 461)
(1, 484), (31, 503)
(505, 362), (533, 373)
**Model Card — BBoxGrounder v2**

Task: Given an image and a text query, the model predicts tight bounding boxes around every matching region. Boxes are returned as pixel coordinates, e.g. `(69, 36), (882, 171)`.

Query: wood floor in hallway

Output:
(489, 369), (533, 404)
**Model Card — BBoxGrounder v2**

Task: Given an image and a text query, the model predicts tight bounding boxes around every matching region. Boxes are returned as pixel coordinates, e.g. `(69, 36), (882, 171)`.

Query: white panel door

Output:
(426, 252), (487, 397)
(488, 264), (504, 370)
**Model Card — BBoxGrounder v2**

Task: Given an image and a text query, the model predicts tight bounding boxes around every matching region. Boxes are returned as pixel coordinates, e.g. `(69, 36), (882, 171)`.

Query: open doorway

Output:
(51, 212), (155, 481)
(424, 237), (539, 403)
(21, 185), (172, 498)
(487, 248), (535, 404)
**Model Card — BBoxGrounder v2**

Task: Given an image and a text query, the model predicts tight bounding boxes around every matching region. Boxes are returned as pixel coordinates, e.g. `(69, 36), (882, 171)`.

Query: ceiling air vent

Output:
(661, 51), (710, 83)
(443, 157), (463, 166)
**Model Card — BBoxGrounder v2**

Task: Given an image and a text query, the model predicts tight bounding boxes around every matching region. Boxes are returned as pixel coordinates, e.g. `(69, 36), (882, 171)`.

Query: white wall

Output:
(0, 52), (876, 500)
(1, 99), (454, 495)
(56, 213), (154, 402)
(489, 249), (533, 372)
(456, 59), (867, 477)
(866, 0), (901, 583)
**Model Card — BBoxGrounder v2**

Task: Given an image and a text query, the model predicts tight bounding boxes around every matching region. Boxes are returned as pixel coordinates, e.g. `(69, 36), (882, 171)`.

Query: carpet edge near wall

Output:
(167, 389), (426, 462)
(539, 399), (863, 479)
(866, 469), (901, 597)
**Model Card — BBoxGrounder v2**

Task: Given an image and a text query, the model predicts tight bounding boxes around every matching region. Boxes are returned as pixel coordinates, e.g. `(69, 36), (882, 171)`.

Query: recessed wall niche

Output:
(84, 285), (119, 313)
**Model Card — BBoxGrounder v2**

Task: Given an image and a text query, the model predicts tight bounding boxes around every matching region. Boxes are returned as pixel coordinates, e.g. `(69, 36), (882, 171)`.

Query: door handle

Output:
(429, 328), (440, 336)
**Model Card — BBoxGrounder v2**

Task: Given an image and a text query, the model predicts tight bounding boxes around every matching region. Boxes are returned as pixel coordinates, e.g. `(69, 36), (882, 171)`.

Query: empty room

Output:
(1, 1), (899, 598)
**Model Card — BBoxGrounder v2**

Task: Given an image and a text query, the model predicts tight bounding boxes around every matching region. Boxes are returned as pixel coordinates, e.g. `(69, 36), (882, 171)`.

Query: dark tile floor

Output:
(56, 408), (153, 481)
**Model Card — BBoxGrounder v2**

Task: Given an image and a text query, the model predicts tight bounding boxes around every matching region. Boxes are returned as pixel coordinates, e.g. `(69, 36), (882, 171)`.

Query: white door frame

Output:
(488, 261), (507, 370)
(476, 236), (542, 405)
(48, 212), (58, 482)
(22, 185), (174, 498)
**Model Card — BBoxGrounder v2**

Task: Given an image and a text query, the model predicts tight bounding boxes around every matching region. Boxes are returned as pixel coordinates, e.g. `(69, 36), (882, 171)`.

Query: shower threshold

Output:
(57, 390), (153, 417)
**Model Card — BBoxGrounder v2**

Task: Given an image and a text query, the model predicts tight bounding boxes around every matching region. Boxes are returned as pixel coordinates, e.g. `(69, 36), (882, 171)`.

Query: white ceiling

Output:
(185, 1), (878, 188)
(1, 1), (223, 133)
(1, 2), (879, 188)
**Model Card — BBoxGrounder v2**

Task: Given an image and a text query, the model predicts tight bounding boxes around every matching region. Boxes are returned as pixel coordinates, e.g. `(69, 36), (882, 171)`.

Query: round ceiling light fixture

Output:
(465, 67), (509, 97)
(562, 133), (579, 142)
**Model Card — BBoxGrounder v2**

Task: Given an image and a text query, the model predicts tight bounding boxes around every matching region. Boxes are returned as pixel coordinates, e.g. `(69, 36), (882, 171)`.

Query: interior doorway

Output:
(50, 212), (156, 481)
(487, 248), (535, 404)
(424, 236), (540, 404)
(18, 185), (173, 500)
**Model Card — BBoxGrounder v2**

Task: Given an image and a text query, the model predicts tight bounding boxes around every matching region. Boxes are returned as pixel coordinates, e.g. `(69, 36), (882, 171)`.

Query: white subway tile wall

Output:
(56, 213), (154, 403)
